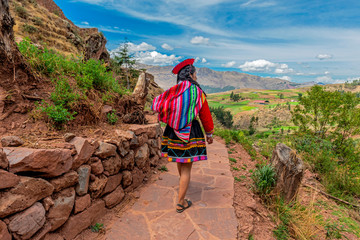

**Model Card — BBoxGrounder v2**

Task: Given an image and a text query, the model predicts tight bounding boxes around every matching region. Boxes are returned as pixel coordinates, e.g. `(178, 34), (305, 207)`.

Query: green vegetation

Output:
(90, 223), (105, 233)
(15, 5), (28, 18)
(23, 24), (38, 34)
(106, 110), (118, 125)
(229, 157), (237, 163)
(210, 106), (233, 128)
(158, 165), (168, 172)
(18, 38), (127, 127)
(251, 164), (276, 195)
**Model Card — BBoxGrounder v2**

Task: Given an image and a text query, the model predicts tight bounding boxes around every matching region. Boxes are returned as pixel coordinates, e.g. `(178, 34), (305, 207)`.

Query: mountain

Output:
(139, 64), (311, 92)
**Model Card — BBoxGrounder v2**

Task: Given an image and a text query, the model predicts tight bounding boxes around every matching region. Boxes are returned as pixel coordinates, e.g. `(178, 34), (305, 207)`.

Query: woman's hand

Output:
(207, 136), (213, 144)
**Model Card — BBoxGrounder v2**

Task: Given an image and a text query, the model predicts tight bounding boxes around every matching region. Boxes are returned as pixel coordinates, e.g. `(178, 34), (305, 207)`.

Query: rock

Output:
(74, 194), (91, 214)
(103, 186), (125, 208)
(102, 153), (122, 175)
(150, 155), (160, 167)
(134, 143), (149, 169)
(102, 173), (122, 196)
(76, 165), (91, 196)
(43, 233), (64, 240)
(94, 142), (117, 159)
(0, 148), (8, 169)
(122, 171), (132, 188)
(89, 175), (108, 198)
(128, 124), (159, 136)
(8, 202), (46, 240)
(70, 137), (96, 170)
(0, 177), (54, 218)
(50, 171), (78, 192)
(6, 148), (73, 178)
(148, 139), (159, 149)
(32, 222), (52, 240)
(138, 134), (149, 146)
(1, 136), (24, 147)
(94, 129), (104, 136)
(0, 220), (11, 240)
(118, 140), (130, 157)
(90, 174), (96, 181)
(115, 129), (133, 140)
(89, 157), (103, 175)
(47, 188), (76, 231)
(121, 150), (135, 170)
(270, 143), (305, 203)
(60, 200), (106, 240)
(42, 197), (54, 211)
(63, 133), (76, 142)
(130, 167), (145, 190)
(129, 132), (139, 148)
(101, 105), (113, 114)
(0, 169), (20, 189)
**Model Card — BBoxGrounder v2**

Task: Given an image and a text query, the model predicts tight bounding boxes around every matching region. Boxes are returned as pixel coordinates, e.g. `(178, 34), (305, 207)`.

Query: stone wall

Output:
(0, 123), (162, 240)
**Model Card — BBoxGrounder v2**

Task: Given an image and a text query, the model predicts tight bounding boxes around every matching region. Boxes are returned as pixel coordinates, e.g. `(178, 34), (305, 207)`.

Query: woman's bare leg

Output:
(177, 162), (193, 209)
(177, 162), (182, 176)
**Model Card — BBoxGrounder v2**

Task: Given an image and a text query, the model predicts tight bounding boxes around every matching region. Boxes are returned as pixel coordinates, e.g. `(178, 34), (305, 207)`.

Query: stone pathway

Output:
(104, 139), (238, 240)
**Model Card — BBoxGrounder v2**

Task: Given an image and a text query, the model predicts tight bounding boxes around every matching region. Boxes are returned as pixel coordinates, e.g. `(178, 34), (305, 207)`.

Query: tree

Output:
(113, 39), (136, 89)
(291, 85), (360, 140)
(210, 106), (233, 128)
(230, 91), (234, 100)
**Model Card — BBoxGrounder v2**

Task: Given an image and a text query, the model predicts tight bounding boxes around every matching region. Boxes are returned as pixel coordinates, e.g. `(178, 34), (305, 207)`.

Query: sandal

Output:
(176, 199), (192, 213)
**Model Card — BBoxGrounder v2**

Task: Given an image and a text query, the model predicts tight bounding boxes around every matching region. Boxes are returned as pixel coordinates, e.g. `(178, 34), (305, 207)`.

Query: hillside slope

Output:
(9, 0), (109, 61)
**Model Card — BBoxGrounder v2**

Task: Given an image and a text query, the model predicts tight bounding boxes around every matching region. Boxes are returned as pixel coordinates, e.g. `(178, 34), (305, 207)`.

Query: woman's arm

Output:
(199, 98), (214, 143)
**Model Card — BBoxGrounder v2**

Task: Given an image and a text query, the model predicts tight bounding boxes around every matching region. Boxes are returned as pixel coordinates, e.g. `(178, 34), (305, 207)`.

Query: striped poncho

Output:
(151, 80), (205, 142)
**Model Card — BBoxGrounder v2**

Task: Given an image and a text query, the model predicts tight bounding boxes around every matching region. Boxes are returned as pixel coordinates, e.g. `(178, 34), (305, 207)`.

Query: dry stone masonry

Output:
(0, 123), (162, 239)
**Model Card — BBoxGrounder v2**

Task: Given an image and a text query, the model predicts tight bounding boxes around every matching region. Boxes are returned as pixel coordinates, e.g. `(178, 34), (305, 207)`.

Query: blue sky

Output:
(55, 0), (360, 84)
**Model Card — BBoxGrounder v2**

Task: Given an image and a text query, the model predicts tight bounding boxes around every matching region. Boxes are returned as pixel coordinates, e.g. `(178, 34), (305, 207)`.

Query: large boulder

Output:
(134, 143), (149, 169)
(102, 153), (122, 175)
(8, 202), (46, 240)
(0, 177), (54, 218)
(50, 171), (78, 192)
(47, 188), (76, 231)
(76, 165), (91, 196)
(270, 143), (305, 203)
(69, 137), (96, 170)
(5, 147), (73, 178)
(60, 200), (106, 240)
(0, 169), (20, 189)
(94, 142), (117, 159)
(1, 136), (24, 147)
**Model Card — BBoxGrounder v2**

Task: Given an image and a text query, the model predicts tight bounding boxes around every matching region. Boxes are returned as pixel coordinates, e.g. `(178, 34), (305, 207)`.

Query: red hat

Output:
(172, 58), (195, 74)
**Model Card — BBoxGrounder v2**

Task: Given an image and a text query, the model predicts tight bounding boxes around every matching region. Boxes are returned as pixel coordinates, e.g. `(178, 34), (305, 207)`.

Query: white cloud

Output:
(81, 21), (89, 25)
(242, 0), (277, 8)
(279, 76), (291, 81)
(238, 59), (276, 72)
(128, 42), (156, 52)
(239, 59), (294, 74)
(114, 26), (119, 29)
(190, 36), (210, 45)
(135, 51), (182, 65)
(316, 54), (333, 60)
(316, 75), (332, 83)
(161, 43), (174, 50)
(222, 61), (236, 68)
(201, 58), (207, 63)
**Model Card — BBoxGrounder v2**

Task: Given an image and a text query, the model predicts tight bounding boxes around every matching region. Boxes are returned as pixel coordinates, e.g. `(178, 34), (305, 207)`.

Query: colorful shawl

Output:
(152, 80), (205, 142)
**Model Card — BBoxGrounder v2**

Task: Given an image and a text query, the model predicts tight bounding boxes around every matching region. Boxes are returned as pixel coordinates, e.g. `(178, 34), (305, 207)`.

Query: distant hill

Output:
(138, 64), (314, 92)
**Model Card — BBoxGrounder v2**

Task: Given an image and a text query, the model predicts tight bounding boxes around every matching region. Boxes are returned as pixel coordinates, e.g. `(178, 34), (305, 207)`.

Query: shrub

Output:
(210, 106), (233, 128)
(15, 5), (28, 18)
(106, 110), (118, 125)
(39, 103), (76, 126)
(33, 16), (43, 26)
(51, 76), (79, 106)
(23, 24), (38, 34)
(251, 164), (276, 195)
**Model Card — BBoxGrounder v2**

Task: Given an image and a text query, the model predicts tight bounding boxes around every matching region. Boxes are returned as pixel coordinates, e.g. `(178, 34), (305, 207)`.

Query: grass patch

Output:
(229, 157), (237, 163)
(158, 166), (168, 172)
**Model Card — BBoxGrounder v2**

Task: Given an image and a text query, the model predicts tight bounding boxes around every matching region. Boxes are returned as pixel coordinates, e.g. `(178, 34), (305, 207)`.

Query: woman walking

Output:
(152, 59), (214, 213)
